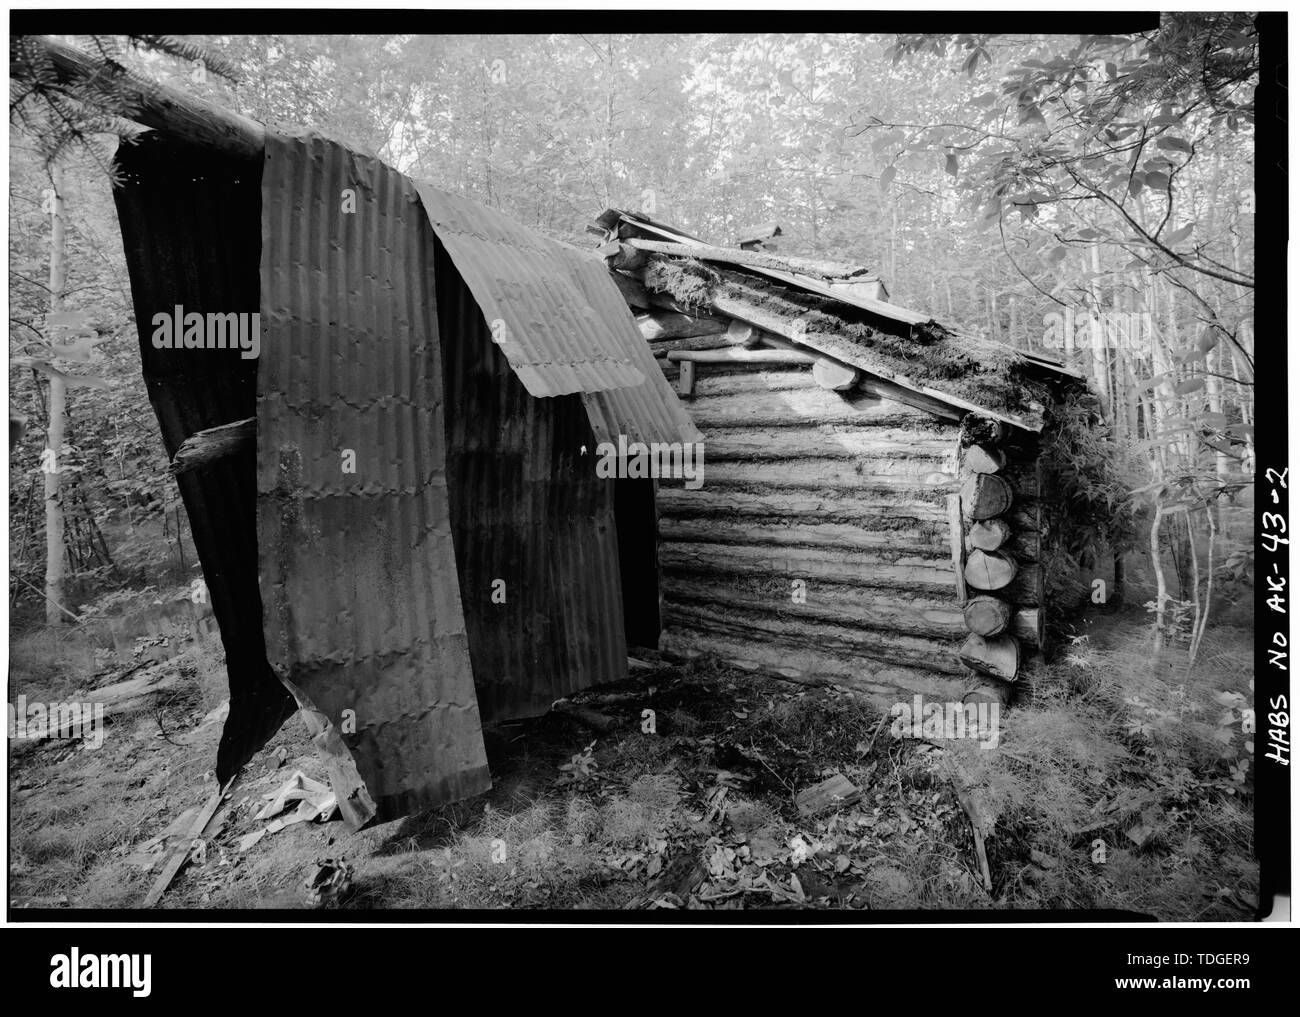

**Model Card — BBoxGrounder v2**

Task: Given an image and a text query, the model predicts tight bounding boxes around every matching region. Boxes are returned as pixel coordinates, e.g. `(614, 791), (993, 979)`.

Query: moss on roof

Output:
(643, 256), (1052, 418)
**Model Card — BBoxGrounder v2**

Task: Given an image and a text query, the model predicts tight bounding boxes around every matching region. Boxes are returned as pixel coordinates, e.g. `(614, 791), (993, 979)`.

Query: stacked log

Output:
(951, 414), (1044, 688)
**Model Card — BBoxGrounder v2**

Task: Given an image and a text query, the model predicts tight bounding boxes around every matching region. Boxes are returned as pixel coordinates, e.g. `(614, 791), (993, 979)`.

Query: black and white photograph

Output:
(2, 5), (1289, 965)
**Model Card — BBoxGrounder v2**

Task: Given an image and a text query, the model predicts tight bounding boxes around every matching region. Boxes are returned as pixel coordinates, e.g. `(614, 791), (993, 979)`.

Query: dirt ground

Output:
(8, 610), (1258, 917)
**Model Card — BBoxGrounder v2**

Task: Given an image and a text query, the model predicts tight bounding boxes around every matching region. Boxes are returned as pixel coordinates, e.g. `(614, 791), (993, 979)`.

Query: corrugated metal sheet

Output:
(113, 134), (296, 784)
(437, 237), (628, 721)
(416, 185), (701, 446)
(414, 183), (644, 397)
(258, 130), (490, 819)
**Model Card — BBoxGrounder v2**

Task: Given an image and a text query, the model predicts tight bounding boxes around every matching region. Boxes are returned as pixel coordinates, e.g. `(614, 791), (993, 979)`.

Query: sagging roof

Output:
(420, 189), (700, 445)
(595, 207), (916, 324)
(594, 207), (1084, 432)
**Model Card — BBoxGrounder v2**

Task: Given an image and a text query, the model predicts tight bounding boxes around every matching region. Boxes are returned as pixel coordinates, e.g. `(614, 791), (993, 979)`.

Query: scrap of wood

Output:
(552, 700), (618, 734)
(92, 666), (189, 720)
(947, 493), (968, 607)
(169, 417), (256, 475)
(622, 849), (709, 909)
(676, 359), (695, 396)
(955, 788), (993, 894)
(667, 346), (815, 366)
(624, 237), (869, 281)
(796, 773), (861, 818)
(140, 777), (236, 908)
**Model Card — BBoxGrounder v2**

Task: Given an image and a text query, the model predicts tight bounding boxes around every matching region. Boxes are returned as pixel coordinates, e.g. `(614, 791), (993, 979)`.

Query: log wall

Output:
(653, 356), (976, 702)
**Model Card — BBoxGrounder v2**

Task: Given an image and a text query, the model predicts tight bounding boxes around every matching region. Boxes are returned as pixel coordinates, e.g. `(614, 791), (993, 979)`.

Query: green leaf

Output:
(1165, 223), (1194, 245)
(1128, 176), (1145, 198)
(878, 165), (895, 192)
(944, 152), (959, 177)
(1019, 103), (1046, 126)
(1156, 136), (1192, 153)
(1145, 171), (1169, 189)
(1175, 378), (1206, 396)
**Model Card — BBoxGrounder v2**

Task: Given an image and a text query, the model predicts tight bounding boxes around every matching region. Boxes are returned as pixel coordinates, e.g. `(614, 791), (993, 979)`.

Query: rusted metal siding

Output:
(655, 360), (975, 703)
(435, 234), (628, 722)
(113, 134), (295, 784)
(258, 131), (489, 819)
(416, 184), (701, 447)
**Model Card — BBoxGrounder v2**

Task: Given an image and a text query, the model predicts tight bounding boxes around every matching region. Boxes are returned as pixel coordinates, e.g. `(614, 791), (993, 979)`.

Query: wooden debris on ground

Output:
(954, 788), (993, 894)
(552, 700), (619, 734)
(795, 772), (861, 818)
(140, 777), (236, 908)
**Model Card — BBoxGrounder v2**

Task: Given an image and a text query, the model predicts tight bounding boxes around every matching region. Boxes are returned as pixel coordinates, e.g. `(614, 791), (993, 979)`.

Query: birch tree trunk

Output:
(44, 162), (67, 625)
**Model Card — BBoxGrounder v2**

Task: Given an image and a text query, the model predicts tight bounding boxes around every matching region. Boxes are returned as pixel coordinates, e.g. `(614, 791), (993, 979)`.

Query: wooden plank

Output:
(169, 417), (256, 475)
(947, 493), (967, 607)
(796, 774), (862, 817)
(667, 347), (816, 366)
(141, 780), (234, 908)
(676, 359), (696, 397)
(625, 237), (869, 281)
(648, 335), (732, 357)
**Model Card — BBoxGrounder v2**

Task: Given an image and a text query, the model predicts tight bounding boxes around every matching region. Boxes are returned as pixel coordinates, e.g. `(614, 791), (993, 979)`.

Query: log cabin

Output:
(592, 207), (1089, 707)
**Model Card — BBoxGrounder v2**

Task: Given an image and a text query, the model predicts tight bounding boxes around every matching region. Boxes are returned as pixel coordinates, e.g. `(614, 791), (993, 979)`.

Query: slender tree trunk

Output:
(44, 162), (67, 625)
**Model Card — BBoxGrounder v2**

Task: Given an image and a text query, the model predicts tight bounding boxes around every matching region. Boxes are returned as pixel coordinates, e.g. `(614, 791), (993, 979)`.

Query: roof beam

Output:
(13, 35), (265, 163)
(622, 237), (872, 282)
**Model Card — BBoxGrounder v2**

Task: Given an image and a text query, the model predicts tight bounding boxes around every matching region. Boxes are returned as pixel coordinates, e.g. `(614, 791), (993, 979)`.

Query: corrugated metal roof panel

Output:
(414, 183), (645, 397)
(258, 130), (490, 820)
(113, 134), (296, 784)
(416, 185), (700, 445)
(438, 242), (629, 721)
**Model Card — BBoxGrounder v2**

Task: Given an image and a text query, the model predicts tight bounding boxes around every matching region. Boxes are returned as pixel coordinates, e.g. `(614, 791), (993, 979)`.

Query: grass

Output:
(8, 606), (1257, 917)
